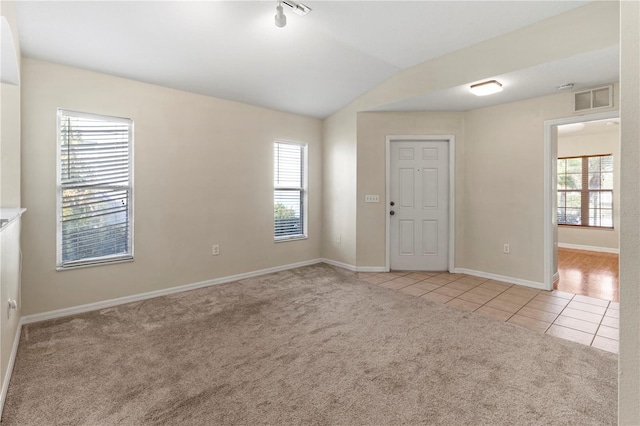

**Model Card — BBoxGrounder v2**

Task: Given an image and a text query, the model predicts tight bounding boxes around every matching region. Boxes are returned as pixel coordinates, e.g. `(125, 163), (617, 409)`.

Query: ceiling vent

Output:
(573, 85), (613, 113)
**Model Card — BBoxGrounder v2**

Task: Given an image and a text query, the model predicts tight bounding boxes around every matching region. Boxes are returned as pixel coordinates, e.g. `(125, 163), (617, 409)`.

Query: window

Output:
(274, 141), (307, 240)
(557, 154), (613, 228)
(57, 109), (134, 268)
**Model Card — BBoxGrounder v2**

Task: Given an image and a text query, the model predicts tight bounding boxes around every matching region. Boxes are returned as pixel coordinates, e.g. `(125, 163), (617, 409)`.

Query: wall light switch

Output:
(365, 195), (380, 203)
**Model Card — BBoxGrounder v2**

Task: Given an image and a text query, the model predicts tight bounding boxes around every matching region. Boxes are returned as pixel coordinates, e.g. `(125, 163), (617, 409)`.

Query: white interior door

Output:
(390, 140), (449, 271)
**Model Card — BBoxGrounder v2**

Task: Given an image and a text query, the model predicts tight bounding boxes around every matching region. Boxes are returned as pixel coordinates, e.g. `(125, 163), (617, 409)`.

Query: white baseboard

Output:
(21, 257), (387, 325)
(557, 243), (619, 254)
(19, 259), (554, 325)
(356, 266), (387, 272)
(454, 268), (547, 290)
(320, 258), (357, 271)
(320, 259), (386, 273)
(553, 272), (560, 283)
(1, 258), (554, 418)
(4, 258), (548, 417)
(22, 258), (324, 325)
(0, 320), (22, 418)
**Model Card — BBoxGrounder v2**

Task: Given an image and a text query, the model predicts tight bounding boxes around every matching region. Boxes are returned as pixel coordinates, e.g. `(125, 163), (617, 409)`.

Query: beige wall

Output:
(0, 0), (22, 411)
(20, 58), (323, 315)
(619, 0), (640, 423)
(0, 0), (21, 207)
(355, 111), (466, 268)
(8, 0), (639, 421)
(464, 89), (618, 283)
(322, 109), (356, 266)
(353, 89), (619, 283)
(557, 126), (620, 250)
(0, 83), (20, 208)
(321, 1), (619, 270)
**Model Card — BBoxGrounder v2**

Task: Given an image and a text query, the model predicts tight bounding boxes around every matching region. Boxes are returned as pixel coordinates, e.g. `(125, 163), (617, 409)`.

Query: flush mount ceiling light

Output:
(470, 80), (503, 96)
(557, 83), (575, 91)
(274, 0), (311, 28)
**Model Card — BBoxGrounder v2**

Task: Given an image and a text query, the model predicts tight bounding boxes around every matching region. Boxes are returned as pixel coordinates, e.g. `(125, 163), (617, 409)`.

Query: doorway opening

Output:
(385, 135), (455, 272)
(544, 112), (620, 302)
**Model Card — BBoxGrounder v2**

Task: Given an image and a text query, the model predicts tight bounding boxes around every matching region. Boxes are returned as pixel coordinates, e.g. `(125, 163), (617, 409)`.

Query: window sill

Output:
(558, 225), (614, 230)
(274, 235), (308, 243)
(57, 256), (134, 271)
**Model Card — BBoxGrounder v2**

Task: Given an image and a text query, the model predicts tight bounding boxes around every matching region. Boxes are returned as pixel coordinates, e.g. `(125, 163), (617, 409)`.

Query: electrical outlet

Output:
(336, 234), (341, 244)
(212, 244), (220, 256)
(365, 195), (380, 203)
(503, 243), (510, 254)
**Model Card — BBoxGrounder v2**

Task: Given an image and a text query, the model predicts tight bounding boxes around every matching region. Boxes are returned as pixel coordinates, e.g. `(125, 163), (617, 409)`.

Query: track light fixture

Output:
(282, 0), (312, 16)
(274, 0), (311, 28)
(275, 1), (286, 28)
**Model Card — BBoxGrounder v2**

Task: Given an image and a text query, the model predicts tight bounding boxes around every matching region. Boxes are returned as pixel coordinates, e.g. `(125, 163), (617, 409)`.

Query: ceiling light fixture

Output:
(275, 1), (287, 28)
(470, 80), (503, 96)
(282, 0), (312, 16)
(557, 83), (575, 91)
(274, 0), (311, 28)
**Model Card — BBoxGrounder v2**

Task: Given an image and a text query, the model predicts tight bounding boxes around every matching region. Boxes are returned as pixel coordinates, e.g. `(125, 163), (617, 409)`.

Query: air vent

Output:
(573, 85), (613, 112)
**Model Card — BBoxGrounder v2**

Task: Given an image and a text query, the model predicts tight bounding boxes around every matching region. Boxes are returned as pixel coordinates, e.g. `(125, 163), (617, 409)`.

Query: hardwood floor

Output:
(555, 248), (619, 302)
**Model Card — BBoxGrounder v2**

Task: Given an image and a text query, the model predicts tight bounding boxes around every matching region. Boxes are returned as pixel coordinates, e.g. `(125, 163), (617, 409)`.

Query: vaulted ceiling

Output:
(15, 1), (617, 118)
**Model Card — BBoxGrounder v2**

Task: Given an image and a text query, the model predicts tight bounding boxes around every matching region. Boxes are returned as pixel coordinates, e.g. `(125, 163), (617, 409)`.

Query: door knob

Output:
(390, 211), (395, 216)
(390, 201), (395, 206)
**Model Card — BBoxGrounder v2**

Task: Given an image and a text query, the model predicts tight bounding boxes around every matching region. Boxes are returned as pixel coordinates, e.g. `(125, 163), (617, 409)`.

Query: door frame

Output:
(543, 110), (619, 290)
(385, 135), (456, 272)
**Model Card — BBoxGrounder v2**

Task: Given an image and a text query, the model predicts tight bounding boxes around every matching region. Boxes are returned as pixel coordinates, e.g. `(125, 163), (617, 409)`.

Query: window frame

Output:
(273, 140), (308, 242)
(56, 109), (135, 270)
(557, 153), (613, 229)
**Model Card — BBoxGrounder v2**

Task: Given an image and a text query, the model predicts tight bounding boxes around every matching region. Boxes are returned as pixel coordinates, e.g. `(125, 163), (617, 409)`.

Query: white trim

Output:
(356, 266), (387, 273)
(558, 243), (619, 254)
(56, 109), (135, 269)
(0, 321), (22, 418)
(454, 268), (546, 290)
(274, 236), (308, 243)
(22, 259), (323, 325)
(320, 258), (386, 273)
(0, 257), (548, 418)
(543, 111), (619, 291)
(21, 257), (386, 325)
(385, 135), (456, 273)
(321, 258), (357, 271)
(274, 140), (308, 241)
(553, 272), (560, 284)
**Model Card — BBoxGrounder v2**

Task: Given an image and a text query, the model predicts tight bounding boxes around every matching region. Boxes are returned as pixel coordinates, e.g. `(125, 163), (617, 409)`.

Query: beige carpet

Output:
(2, 264), (616, 425)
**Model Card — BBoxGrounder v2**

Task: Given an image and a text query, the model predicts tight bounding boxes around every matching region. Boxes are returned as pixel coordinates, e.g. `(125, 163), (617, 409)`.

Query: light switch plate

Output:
(365, 195), (380, 203)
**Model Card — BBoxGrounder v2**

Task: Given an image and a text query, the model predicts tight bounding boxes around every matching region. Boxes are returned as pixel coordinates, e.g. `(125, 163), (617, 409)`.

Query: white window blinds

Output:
(57, 109), (134, 268)
(557, 154), (613, 228)
(274, 141), (307, 240)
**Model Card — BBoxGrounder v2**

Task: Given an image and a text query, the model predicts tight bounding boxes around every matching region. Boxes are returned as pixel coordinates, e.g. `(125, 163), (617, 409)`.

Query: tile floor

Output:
(358, 271), (619, 354)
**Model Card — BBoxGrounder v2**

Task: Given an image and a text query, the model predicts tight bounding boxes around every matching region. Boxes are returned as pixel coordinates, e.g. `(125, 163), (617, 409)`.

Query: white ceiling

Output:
(558, 118), (620, 136)
(15, 1), (610, 119)
(374, 45), (620, 112)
